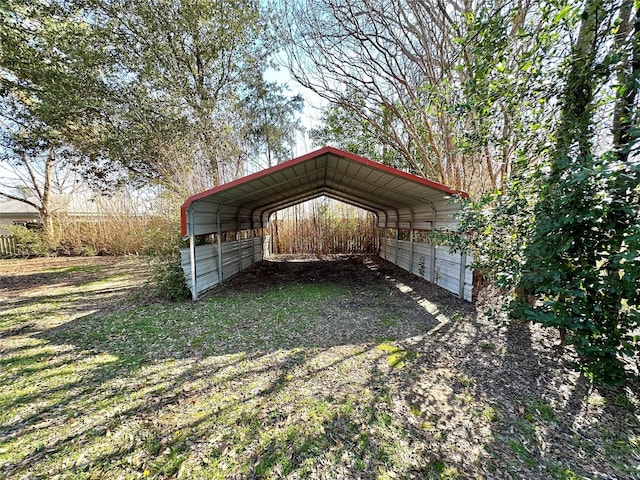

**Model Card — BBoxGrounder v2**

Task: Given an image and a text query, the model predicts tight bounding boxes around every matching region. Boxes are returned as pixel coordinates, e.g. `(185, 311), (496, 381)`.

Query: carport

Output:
(180, 147), (472, 301)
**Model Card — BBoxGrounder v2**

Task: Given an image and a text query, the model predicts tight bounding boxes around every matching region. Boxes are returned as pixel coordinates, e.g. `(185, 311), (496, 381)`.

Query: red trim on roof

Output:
(180, 146), (468, 236)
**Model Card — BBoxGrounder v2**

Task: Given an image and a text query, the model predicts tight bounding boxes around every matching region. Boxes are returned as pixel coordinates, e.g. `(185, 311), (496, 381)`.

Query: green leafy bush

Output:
(145, 225), (190, 301)
(452, 153), (639, 385)
(447, 0), (639, 385)
(5, 225), (49, 257)
(448, 173), (537, 291)
(144, 223), (190, 300)
(516, 152), (639, 385)
(150, 248), (190, 301)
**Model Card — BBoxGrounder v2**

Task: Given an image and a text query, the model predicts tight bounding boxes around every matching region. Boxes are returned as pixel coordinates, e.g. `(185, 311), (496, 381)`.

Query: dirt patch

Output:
(0, 256), (127, 293)
(226, 253), (469, 309)
(0, 256), (150, 330)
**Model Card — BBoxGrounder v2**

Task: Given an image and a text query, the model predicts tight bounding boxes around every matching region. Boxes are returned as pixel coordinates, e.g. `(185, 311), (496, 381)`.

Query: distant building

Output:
(0, 200), (40, 235)
(0, 188), (168, 237)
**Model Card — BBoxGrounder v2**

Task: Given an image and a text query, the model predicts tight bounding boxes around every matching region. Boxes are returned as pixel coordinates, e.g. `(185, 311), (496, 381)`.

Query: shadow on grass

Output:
(1, 255), (638, 479)
(36, 257), (443, 359)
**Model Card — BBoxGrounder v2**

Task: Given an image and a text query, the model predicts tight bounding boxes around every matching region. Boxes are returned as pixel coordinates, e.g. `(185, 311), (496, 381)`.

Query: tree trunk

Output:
(553, 0), (603, 161)
(40, 148), (55, 247)
(612, 1), (639, 161)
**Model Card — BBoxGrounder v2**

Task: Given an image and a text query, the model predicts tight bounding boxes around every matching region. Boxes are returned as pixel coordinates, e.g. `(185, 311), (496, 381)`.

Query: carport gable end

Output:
(180, 146), (472, 301)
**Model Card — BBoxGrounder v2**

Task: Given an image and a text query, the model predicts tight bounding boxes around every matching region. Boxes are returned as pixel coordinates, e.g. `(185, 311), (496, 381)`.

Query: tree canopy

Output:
(0, 0), (304, 210)
(281, 0), (565, 193)
(0, 1), (111, 240)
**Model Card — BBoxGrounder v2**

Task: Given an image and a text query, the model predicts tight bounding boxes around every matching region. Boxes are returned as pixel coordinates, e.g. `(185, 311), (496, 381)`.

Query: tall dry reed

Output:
(51, 193), (181, 256)
(272, 200), (377, 255)
(53, 214), (180, 256)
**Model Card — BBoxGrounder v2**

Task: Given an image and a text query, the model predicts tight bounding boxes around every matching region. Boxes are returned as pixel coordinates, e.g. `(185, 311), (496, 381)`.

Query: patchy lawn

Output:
(0, 255), (638, 479)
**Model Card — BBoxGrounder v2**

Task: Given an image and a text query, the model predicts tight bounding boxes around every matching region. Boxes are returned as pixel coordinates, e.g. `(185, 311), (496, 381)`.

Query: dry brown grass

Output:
(273, 201), (376, 255)
(51, 214), (180, 256)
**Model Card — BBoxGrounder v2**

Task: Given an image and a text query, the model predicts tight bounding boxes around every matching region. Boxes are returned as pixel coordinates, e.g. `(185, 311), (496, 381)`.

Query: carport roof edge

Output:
(180, 146), (468, 236)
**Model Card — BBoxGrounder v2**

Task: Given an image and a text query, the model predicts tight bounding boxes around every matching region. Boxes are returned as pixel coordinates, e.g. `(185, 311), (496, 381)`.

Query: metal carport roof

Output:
(180, 146), (468, 237)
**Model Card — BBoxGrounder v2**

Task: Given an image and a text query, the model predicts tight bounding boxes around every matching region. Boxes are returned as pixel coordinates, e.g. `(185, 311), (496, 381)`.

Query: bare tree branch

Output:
(282, 0), (541, 192)
(0, 190), (41, 211)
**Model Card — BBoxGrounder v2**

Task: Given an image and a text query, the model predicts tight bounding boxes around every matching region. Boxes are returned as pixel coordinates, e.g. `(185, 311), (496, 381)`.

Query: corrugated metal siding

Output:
(181, 236), (264, 297)
(410, 242), (435, 281)
(379, 237), (473, 301)
(181, 233), (471, 302)
(375, 203), (461, 230)
(180, 244), (219, 292)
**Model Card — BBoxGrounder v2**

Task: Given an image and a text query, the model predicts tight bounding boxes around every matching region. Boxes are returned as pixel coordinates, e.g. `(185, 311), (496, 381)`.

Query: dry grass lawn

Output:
(0, 255), (638, 479)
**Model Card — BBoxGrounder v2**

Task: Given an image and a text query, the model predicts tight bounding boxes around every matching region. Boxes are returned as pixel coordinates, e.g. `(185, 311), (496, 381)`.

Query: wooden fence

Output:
(0, 235), (17, 257)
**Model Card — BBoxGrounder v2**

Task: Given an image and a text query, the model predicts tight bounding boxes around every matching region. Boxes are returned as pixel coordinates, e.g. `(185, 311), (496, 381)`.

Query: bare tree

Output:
(0, 146), (88, 243)
(281, 0), (544, 193)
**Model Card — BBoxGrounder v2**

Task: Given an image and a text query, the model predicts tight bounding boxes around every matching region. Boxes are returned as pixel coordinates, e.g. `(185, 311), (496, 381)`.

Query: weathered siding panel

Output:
(379, 237), (472, 301)
(180, 244), (220, 293)
(379, 238), (395, 263)
(410, 243), (434, 281)
(395, 239), (412, 272)
(181, 236), (265, 298)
